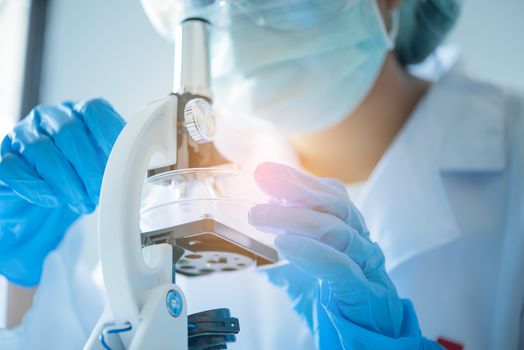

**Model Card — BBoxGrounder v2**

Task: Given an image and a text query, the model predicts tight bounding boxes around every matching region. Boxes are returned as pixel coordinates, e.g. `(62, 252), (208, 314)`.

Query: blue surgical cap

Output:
(395, 0), (463, 65)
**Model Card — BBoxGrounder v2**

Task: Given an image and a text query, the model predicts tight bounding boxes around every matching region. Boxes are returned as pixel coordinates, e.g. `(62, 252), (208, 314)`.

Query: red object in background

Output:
(437, 337), (464, 350)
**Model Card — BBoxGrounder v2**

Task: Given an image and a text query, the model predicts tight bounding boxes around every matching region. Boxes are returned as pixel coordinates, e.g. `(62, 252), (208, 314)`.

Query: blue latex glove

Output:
(0, 99), (125, 286)
(249, 162), (442, 349)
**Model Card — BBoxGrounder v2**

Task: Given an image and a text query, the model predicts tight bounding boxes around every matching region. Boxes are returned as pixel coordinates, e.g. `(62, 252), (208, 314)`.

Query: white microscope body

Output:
(84, 19), (217, 350)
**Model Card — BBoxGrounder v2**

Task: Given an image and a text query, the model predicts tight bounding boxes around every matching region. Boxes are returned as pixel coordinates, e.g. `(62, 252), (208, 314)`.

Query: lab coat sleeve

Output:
(0, 216), (104, 350)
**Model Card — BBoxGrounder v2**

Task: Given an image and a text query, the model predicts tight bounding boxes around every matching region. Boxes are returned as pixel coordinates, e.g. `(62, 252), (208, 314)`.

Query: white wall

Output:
(40, 0), (174, 118)
(447, 0), (524, 91)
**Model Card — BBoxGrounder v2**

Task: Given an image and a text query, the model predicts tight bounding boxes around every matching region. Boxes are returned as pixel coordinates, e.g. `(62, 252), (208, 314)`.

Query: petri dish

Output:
(140, 167), (278, 275)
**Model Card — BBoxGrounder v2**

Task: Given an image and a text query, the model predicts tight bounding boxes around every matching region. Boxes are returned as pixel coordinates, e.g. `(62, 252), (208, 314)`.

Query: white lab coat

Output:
(356, 65), (524, 349)
(1, 62), (523, 349)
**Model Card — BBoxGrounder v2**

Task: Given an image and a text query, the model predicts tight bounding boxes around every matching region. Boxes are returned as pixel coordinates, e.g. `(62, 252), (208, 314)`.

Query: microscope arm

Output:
(84, 96), (188, 350)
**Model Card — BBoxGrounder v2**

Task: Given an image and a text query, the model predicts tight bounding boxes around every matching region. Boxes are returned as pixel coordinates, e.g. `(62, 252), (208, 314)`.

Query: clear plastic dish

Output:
(140, 167), (277, 275)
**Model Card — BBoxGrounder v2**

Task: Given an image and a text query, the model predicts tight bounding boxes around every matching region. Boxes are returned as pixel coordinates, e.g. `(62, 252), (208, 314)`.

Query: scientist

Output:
(1, 0), (523, 349)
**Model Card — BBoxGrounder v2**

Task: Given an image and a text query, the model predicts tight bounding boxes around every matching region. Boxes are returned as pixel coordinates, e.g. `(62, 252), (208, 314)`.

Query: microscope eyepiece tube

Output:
(173, 19), (212, 99)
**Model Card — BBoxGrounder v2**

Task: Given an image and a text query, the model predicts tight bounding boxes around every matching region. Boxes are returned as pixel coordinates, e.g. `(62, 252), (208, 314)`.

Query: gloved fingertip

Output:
(276, 234), (335, 263)
(254, 162), (283, 183)
(75, 97), (113, 113)
(254, 162), (279, 176)
(61, 100), (76, 110)
(84, 200), (96, 214)
(248, 204), (270, 226)
(83, 189), (99, 210)
(7, 273), (41, 288)
(275, 234), (299, 254)
(76, 98), (125, 128)
(247, 208), (255, 226)
(253, 163), (314, 204)
(91, 192), (100, 206)
(76, 98), (125, 156)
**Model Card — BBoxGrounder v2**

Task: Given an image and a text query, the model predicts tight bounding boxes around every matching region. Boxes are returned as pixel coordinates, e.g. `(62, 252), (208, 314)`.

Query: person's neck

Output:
(290, 53), (431, 184)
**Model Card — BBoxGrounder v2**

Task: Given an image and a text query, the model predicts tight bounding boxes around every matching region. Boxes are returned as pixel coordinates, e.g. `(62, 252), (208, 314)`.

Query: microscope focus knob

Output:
(184, 98), (216, 143)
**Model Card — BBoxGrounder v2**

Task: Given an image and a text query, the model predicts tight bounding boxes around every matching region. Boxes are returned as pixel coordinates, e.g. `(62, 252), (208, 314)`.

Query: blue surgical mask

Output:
(211, 0), (397, 134)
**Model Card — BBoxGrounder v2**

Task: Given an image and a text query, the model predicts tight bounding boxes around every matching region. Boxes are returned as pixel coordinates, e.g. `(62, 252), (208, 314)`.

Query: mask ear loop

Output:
(371, 0), (400, 50)
(388, 8), (400, 45)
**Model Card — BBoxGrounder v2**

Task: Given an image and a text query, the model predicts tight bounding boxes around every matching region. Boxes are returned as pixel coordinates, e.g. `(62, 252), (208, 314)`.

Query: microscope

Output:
(83, 2), (278, 349)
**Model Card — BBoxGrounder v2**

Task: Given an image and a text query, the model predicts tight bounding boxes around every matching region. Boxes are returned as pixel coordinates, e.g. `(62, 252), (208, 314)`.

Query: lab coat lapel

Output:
(355, 68), (505, 272)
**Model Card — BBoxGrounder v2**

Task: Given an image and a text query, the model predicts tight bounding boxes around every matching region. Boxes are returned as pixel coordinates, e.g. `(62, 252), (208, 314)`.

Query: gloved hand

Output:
(0, 99), (125, 286)
(249, 162), (442, 349)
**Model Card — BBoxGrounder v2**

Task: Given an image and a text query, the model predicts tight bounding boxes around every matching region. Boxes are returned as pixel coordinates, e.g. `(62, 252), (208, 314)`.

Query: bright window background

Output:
(0, 0), (31, 328)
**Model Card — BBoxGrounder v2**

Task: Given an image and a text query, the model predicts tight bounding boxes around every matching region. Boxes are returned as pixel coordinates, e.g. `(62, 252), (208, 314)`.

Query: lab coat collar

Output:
(356, 63), (506, 271)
